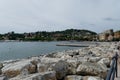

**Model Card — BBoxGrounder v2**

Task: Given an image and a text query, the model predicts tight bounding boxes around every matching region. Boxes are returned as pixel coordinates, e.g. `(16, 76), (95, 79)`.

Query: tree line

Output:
(0, 29), (97, 41)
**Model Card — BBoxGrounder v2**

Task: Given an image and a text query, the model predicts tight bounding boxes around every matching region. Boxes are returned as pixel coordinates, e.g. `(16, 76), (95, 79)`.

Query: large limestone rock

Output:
(90, 48), (104, 57)
(24, 71), (56, 80)
(2, 59), (37, 78)
(65, 75), (104, 80)
(98, 58), (111, 67)
(40, 71), (56, 80)
(67, 62), (77, 75)
(10, 71), (56, 80)
(64, 50), (79, 57)
(86, 57), (101, 63)
(76, 62), (107, 79)
(37, 63), (48, 73)
(61, 55), (72, 59)
(83, 76), (104, 80)
(71, 57), (88, 63)
(52, 60), (69, 80)
(46, 52), (65, 58)
(65, 75), (83, 80)
(66, 58), (82, 75)
(37, 63), (54, 73)
(78, 48), (91, 57)
(40, 57), (61, 64)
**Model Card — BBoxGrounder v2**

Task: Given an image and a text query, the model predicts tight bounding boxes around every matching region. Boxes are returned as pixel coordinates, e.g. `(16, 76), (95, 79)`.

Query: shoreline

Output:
(0, 41), (99, 61)
(0, 42), (120, 80)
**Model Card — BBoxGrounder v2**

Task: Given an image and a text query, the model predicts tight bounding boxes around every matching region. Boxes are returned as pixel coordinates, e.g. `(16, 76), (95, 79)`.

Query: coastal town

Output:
(1, 0), (120, 80)
(0, 29), (120, 41)
(0, 29), (120, 80)
(98, 29), (120, 41)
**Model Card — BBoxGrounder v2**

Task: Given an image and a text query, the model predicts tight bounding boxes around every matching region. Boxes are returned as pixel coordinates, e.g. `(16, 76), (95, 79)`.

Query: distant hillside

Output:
(0, 29), (97, 41)
(56, 29), (97, 36)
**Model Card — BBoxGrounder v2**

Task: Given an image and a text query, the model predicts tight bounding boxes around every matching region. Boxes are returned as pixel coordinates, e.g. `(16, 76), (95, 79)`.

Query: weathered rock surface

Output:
(84, 57), (101, 63)
(83, 76), (104, 80)
(65, 75), (83, 80)
(66, 59), (79, 75)
(65, 75), (104, 80)
(76, 62), (107, 79)
(98, 58), (111, 67)
(1, 42), (119, 80)
(52, 60), (69, 80)
(0, 75), (8, 80)
(37, 63), (54, 73)
(2, 59), (37, 78)
(40, 57), (62, 64)
(10, 71), (56, 80)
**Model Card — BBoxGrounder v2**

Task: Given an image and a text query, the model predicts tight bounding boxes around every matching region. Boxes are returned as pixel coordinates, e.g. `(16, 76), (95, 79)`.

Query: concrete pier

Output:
(56, 44), (89, 47)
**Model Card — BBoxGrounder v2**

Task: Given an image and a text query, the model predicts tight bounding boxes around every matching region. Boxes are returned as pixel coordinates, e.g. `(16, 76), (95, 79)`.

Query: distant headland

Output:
(0, 29), (120, 41)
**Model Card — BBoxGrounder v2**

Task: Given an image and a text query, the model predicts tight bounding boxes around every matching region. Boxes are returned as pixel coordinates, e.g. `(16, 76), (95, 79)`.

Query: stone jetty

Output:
(56, 43), (89, 47)
(0, 42), (120, 80)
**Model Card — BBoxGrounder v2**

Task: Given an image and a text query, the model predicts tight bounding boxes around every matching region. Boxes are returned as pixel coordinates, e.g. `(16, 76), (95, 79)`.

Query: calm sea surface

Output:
(0, 41), (83, 61)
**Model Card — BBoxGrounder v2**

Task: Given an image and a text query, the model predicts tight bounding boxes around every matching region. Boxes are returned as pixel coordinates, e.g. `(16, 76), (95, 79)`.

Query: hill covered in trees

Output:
(0, 29), (97, 41)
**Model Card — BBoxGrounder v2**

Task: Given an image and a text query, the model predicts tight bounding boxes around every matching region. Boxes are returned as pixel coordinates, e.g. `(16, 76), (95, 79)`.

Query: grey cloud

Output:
(0, 0), (120, 33)
(104, 18), (120, 21)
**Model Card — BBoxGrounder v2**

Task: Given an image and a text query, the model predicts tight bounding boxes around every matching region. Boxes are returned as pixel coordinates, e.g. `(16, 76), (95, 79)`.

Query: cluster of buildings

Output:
(98, 29), (120, 41)
(0, 29), (120, 41)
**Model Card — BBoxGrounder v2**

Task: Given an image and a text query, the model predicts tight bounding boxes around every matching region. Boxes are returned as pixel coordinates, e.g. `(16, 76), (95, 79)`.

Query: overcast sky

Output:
(0, 0), (120, 33)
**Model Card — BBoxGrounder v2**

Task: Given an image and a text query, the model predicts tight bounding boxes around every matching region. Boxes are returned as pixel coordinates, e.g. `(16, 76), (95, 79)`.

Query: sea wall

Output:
(0, 42), (120, 80)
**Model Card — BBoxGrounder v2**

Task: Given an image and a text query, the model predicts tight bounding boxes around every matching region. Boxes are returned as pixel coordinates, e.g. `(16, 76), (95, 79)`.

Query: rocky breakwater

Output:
(0, 42), (120, 80)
